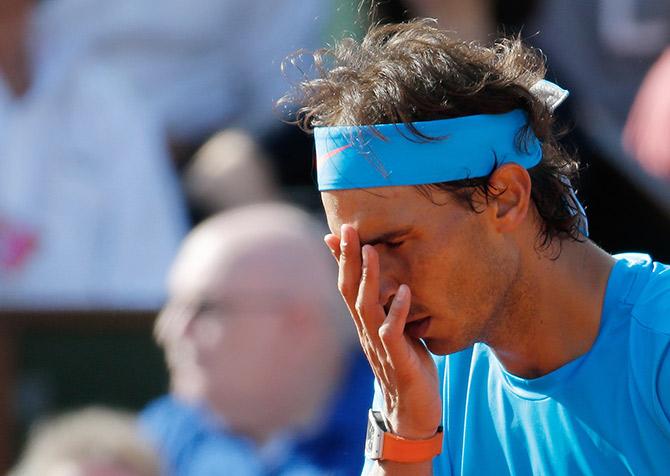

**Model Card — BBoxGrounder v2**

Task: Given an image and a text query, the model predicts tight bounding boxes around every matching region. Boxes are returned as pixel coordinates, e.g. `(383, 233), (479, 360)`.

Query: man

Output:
(11, 407), (160, 476)
(280, 19), (670, 475)
(140, 203), (372, 475)
(0, 0), (189, 309)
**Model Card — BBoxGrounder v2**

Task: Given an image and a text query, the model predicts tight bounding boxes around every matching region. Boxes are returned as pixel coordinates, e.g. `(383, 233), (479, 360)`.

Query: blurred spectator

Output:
(10, 406), (160, 476)
(373, 0), (537, 42)
(67, 0), (331, 151)
(623, 47), (670, 179)
(140, 203), (372, 475)
(399, 0), (495, 42)
(529, 0), (670, 260)
(183, 129), (281, 219)
(0, 0), (188, 309)
(0, 0), (331, 308)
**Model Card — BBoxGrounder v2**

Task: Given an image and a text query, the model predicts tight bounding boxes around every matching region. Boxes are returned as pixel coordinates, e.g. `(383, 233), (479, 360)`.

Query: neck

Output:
(489, 238), (615, 378)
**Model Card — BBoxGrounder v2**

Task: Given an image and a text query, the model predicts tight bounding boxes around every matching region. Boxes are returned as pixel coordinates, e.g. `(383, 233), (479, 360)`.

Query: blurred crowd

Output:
(1, 0), (668, 474)
(0, 0), (328, 309)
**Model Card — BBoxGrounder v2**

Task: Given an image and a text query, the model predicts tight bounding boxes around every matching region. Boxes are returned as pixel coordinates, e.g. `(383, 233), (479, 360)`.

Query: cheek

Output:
(193, 319), (228, 352)
(408, 234), (489, 310)
(191, 320), (253, 371)
(191, 320), (221, 352)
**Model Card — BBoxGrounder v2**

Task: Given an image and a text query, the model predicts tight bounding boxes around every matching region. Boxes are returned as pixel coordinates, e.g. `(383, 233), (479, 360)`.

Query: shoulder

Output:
(140, 394), (199, 431)
(629, 258), (670, 335)
(140, 395), (262, 475)
(613, 253), (670, 335)
(139, 394), (216, 457)
(614, 254), (670, 434)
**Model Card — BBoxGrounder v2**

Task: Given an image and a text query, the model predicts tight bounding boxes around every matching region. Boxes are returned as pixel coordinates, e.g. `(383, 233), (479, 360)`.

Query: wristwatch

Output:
(365, 409), (443, 463)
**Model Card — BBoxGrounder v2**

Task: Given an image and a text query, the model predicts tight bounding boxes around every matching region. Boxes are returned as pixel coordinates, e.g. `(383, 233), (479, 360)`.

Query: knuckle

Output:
(338, 279), (351, 297)
(346, 302), (360, 319)
(354, 298), (366, 316)
(378, 323), (394, 342)
(360, 343), (375, 362)
(348, 315), (363, 333)
(339, 247), (348, 261)
(360, 265), (369, 282)
(357, 334), (368, 350)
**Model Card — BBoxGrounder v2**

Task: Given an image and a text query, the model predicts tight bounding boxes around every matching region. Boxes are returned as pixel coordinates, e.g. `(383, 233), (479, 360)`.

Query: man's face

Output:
(164, 248), (294, 419)
(322, 185), (519, 355)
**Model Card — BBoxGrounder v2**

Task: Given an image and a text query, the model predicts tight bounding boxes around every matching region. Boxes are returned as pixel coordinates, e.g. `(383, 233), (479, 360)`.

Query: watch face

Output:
(366, 417), (375, 453)
(365, 410), (383, 460)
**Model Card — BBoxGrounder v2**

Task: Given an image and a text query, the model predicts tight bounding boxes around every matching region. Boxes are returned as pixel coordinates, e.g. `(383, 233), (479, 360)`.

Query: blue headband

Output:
(314, 102), (589, 237)
(315, 109), (541, 191)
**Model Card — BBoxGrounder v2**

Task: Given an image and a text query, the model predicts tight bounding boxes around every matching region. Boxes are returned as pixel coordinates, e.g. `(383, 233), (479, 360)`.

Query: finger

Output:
(328, 228), (366, 342)
(334, 227), (394, 391)
(356, 244), (395, 389)
(324, 233), (341, 262)
(337, 224), (362, 306)
(337, 226), (367, 341)
(356, 245), (386, 334)
(378, 284), (412, 366)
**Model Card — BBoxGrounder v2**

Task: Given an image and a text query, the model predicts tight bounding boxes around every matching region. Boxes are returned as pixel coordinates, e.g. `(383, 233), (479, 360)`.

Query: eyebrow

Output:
(360, 227), (412, 247)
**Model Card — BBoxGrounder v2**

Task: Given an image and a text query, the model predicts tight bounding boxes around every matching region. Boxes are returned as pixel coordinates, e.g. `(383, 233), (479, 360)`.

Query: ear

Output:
(487, 163), (532, 233)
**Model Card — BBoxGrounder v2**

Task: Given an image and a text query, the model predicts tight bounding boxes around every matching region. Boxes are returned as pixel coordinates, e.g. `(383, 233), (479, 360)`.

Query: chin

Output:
(423, 337), (472, 356)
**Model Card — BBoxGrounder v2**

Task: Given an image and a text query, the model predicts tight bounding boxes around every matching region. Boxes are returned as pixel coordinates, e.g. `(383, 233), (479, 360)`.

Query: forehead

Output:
(321, 185), (456, 239)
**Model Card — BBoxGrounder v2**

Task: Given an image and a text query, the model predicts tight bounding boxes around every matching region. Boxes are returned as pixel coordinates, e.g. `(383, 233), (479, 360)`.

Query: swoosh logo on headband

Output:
(318, 144), (352, 169)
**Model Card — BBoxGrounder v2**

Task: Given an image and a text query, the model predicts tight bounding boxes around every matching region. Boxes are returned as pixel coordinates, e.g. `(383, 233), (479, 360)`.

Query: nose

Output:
(377, 254), (400, 311)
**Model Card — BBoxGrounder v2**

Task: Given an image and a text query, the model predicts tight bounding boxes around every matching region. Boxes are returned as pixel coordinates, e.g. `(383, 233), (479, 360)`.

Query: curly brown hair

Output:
(279, 19), (582, 249)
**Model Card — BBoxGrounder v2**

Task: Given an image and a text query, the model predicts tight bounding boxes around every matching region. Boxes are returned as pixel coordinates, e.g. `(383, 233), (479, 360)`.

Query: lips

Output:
(404, 316), (431, 339)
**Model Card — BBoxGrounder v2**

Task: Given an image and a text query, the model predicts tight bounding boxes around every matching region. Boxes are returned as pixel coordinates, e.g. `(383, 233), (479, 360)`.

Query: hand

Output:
(325, 224), (442, 439)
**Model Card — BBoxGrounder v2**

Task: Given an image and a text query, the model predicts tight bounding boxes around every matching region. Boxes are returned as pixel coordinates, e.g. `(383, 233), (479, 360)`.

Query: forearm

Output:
(368, 460), (433, 475)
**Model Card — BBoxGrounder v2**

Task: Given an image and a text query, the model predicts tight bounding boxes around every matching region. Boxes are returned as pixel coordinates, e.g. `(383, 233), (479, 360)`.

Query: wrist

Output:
(366, 410), (443, 463)
(385, 412), (441, 440)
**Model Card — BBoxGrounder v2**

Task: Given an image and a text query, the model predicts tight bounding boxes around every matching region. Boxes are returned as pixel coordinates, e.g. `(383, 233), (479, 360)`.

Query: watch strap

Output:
(366, 409), (443, 463)
(382, 429), (443, 463)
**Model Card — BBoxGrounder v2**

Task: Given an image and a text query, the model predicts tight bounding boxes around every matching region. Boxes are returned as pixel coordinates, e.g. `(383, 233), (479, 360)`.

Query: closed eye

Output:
(385, 240), (404, 249)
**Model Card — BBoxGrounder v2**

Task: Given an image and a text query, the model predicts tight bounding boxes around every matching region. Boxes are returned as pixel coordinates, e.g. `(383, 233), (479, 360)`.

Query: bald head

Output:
(156, 202), (353, 368)
(167, 202), (338, 314)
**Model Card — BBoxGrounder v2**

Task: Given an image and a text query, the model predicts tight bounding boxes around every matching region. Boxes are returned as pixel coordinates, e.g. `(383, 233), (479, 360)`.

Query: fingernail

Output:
(397, 284), (408, 301)
(362, 245), (368, 267)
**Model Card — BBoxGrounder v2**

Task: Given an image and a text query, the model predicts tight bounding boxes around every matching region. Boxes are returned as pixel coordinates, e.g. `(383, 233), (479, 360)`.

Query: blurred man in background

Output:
(10, 406), (160, 476)
(0, 0), (188, 309)
(528, 0), (670, 261)
(0, 0), (330, 309)
(182, 129), (281, 221)
(141, 203), (372, 475)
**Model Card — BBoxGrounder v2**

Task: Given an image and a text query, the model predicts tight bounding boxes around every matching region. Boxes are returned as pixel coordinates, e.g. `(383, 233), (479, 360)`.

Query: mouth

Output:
(404, 316), (431, 340)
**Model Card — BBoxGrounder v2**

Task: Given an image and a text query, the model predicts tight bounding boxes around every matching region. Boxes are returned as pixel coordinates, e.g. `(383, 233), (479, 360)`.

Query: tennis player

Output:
(281, 19), (670, 475)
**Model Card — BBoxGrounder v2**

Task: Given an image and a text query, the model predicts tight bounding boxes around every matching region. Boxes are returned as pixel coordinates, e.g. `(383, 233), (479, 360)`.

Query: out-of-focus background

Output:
(0, 0), (668, 474)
